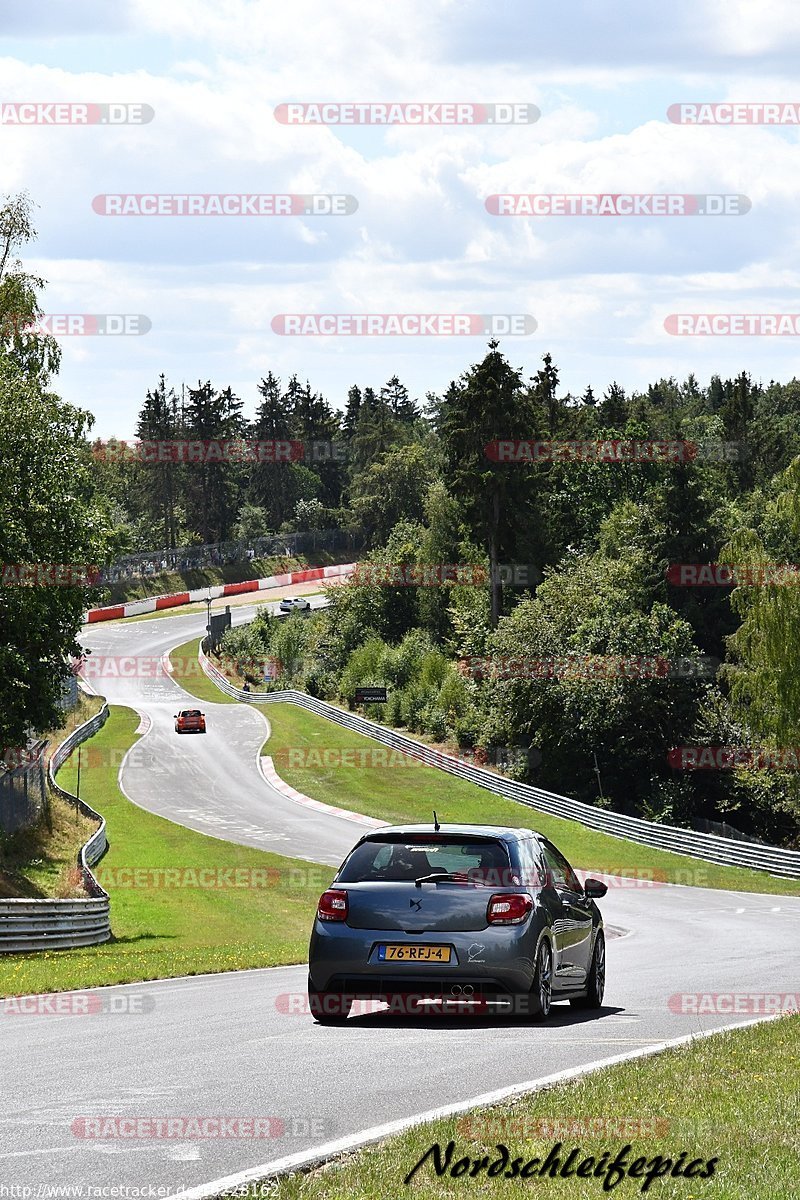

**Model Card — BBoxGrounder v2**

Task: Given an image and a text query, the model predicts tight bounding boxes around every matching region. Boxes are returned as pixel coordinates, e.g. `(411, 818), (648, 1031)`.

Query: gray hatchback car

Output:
(308, 822), (607, 1024)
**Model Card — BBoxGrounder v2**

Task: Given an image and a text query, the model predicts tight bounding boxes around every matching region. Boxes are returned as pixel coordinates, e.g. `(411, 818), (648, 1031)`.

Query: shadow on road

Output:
(342, 1003), (627, 1031)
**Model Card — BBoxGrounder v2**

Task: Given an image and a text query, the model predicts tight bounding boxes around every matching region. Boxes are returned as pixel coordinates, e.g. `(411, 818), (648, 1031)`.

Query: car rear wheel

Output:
(308, 976), (352, 1025)
(526, 939), (553, 1021)
(570, 931), (605, 1010)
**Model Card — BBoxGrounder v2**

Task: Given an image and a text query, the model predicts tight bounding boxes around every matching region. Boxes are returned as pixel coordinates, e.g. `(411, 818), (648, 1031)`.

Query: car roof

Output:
(357, 823), (541, 845)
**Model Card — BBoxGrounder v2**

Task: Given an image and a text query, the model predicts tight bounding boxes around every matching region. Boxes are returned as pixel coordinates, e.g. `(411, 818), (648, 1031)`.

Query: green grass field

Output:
(0, 707), (333, 996)
(260, 702), (800, 896)
(170, 630), (800, 896)
(0, 694), (106, 900)
(168, 637), (238, 704)
(0, 794), (97, 900)
(252, 1014), (799, 1200)
(101, 602), (223, 625)
(4, 660), (798, 996)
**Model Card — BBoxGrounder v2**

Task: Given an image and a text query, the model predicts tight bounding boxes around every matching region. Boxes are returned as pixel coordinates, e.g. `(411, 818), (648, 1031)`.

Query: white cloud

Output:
(0, 0), (131, 36)
(3, 1), (800, 434)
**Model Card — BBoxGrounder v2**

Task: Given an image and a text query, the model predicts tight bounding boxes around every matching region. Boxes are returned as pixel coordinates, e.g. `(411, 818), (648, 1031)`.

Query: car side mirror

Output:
(173, 714), (178, 718)
(584, 878), (608, 899)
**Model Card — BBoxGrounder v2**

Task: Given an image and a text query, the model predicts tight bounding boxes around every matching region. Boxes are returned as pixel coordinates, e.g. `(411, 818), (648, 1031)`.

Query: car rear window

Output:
(183, 710), (201, 717)
(336, 837), (515, 885)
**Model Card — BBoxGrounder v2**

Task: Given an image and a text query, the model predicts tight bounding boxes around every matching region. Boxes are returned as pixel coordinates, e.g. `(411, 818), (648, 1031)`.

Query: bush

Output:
(303, 661), (337, 699)
(338, 637), (387, 705)
(219, 623), (266, 682)
(385, 690), (404, 726)
(418, 649), (449, 690)
(420, 703), (448, 742)
(270, 614), (313, 682)
(393, 629), (438, 688)
(399, 682), (436, 732)
(447, 707), (482, 748)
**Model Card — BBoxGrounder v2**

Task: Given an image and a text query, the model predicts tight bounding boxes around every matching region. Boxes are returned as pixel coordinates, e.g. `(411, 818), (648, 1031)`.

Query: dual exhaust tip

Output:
(449, 984), (475, 997)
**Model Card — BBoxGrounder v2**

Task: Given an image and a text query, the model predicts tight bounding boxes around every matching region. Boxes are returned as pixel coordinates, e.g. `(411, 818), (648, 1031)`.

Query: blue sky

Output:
(2, 0), (800, 436)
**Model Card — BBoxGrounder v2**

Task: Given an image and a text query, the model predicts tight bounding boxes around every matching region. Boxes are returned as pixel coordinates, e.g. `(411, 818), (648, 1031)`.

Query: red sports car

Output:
(174, 709), (206, 734)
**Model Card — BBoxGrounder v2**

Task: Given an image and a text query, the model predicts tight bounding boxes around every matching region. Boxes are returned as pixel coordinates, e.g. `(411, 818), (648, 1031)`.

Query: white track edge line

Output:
(175, 1012), (788, 1199)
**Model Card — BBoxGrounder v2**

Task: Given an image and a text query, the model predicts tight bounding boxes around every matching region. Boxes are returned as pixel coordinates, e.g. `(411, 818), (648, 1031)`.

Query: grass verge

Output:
(0, 706), (333, 996)
(0, 796), (97, 900)
(245, 1014), (799, 1200)
(42, 692), (106, 769)
(260, 703), (800, 896)
(167, 638), (238, 705)
(0, 693), (106, 899)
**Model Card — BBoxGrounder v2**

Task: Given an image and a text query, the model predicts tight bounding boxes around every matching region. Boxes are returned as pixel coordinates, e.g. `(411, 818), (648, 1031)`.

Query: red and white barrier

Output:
(85, 563), (355, 623)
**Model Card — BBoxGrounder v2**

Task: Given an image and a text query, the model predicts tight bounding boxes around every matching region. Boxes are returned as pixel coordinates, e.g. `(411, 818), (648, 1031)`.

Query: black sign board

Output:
(208, 607), (232, 651)
(354, 686), (387, 704)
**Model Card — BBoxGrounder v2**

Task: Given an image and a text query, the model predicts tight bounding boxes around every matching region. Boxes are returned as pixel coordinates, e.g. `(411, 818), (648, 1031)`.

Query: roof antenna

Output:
(433, 810), (440, 831)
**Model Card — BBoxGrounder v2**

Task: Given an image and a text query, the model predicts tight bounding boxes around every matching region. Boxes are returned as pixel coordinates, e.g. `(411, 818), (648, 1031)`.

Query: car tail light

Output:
(317, 889), (348, 922)
(487, 893), (532, 925)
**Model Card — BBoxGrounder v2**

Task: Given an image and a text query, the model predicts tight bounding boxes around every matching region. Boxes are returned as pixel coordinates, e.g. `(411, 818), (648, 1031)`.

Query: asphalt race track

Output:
(1, 601), (799, 1193)
(76, 598), (365, 865)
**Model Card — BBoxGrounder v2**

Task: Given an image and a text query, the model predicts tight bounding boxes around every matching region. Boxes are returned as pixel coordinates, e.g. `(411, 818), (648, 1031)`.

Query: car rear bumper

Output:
(308, 920), (542, 995)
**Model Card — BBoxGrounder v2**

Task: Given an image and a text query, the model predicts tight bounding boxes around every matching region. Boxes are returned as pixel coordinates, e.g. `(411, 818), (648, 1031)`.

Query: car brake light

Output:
(317, 889), (348, 922)
(487, 893), (532, 925)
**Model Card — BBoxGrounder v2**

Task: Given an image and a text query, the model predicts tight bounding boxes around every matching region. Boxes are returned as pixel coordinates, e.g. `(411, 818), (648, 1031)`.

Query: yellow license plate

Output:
(378, 944), (452, 963)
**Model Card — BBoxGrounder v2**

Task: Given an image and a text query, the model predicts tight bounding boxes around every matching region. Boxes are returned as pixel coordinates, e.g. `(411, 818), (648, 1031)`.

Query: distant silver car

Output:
(307, 823), (607, 1024)
(279, 596), (311, 613)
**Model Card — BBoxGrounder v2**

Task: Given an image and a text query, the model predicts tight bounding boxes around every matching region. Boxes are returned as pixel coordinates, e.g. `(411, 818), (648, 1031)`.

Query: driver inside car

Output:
(383, 846), (432, 881)
(468, 845), (512, 887)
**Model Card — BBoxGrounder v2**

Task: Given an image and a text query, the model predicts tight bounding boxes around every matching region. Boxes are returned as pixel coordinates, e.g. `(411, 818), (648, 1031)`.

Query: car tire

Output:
(526, 938), (553, 1022)
(570, 931), (605, 1010)
(308, 976), (352, 1025)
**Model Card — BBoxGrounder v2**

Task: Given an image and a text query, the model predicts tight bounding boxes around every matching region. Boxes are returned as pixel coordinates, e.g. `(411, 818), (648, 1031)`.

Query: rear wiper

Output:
(414, 872), (489, 888)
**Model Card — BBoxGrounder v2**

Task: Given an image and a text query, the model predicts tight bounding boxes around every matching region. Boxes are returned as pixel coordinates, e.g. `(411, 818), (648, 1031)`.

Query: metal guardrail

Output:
(0, 706), (112, 954)
(200, 645), (800, 879)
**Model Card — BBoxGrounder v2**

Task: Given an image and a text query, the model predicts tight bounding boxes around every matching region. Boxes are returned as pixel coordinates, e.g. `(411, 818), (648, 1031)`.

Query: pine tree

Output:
(343, 385), (362, 440)
(437, 340), (534, 626)
(599, 382), (628, 429)
(250, 371), (293, 529)
(362, 386), (378, 413)
(381, 375), (418, 422)
(136, 374), (181, 548)
(708, 375), (726, 412)
(720, 371), (758, 489)
(183, 381), (245, 542)
(351, 394), (396, 472)
(531, 352), (562, 435)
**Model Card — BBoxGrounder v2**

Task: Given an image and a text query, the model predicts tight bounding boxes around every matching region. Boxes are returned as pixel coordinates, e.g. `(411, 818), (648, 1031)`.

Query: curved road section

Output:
(77, 599), (365, 865)
(1, 602), (798, 1193)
